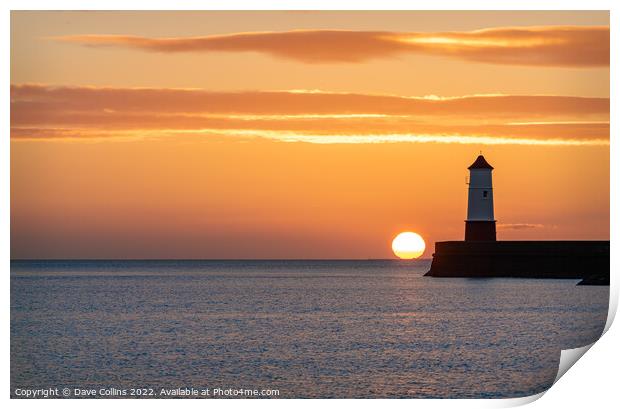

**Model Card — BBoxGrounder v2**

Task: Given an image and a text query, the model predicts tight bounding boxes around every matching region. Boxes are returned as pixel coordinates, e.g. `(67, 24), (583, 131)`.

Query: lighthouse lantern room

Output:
(465, 155), (496, 241)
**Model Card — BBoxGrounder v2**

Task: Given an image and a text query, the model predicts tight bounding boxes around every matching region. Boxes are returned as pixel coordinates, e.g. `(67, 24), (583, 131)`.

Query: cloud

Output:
(11, 84), (609, 118)
(10, 128), (610, 147)
(496, 223), (547, 230)
(53, 26), (609, 67)
(10, 84), (610, 145)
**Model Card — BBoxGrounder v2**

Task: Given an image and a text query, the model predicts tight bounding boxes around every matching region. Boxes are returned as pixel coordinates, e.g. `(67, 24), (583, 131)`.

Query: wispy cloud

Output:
(10, 84), (610, 145)
(53, 26), (609, 67)
(185, 131), (608, 146)
(11, 84), (609, 118)
(496, 223), (548, 230)
(11, 128), (610, 147)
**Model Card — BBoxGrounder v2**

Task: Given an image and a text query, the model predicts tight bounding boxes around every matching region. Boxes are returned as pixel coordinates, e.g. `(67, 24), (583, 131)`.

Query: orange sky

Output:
(10, 11), (610, 259)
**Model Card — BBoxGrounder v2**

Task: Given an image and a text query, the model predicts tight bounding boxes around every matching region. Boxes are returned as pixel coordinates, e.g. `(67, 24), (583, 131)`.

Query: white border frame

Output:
(3, 2), (616, 408)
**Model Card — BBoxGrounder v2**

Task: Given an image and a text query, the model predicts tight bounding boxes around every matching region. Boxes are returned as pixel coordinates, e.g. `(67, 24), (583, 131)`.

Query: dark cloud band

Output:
(53, 26), (609, 67)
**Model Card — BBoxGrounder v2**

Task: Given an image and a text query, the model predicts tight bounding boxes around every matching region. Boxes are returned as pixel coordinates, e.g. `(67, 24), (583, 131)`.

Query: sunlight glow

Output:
(10, 127), (611, 146)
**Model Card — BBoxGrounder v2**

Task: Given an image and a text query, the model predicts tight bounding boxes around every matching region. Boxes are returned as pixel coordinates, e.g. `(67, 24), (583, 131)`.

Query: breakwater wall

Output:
(425, 241), (609, 280)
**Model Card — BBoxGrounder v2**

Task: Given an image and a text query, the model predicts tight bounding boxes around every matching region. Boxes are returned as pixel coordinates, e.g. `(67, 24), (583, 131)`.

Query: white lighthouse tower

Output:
(465, 154), (496, 241)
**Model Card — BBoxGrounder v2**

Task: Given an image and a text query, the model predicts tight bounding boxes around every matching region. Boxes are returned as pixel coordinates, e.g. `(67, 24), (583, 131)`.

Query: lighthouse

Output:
(425, 153), (609, 280)
(465, 154), (496, 241)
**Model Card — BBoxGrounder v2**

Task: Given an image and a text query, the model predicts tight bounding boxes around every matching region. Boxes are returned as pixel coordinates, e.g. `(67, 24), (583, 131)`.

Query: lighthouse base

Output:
(465, 220), (496, 241)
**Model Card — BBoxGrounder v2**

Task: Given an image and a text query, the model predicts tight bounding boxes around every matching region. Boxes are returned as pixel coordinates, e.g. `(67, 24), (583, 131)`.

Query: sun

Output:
(392, 232), (426, 259)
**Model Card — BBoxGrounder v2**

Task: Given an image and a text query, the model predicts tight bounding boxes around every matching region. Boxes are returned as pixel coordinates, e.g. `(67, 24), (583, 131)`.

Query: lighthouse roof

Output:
(468, 155), (494, 170)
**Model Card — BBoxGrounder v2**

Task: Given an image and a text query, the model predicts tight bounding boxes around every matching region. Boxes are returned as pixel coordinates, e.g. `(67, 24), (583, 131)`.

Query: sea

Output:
(10, 259), (608, 398)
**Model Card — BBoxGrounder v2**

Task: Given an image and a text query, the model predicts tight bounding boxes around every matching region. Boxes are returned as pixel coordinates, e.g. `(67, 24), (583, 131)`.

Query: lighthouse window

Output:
(483, 190), (488, 198)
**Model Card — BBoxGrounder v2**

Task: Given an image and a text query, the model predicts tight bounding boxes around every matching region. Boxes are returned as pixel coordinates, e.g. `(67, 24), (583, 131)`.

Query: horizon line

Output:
(10, 258), (432, 262)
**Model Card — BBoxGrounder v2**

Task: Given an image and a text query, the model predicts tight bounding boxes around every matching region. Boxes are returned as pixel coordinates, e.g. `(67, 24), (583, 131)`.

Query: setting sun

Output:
(392, 232), (426, 259)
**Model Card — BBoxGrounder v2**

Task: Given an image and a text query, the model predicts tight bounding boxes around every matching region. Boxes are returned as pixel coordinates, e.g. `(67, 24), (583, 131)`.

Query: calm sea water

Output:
(11, 260), (608, 398)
